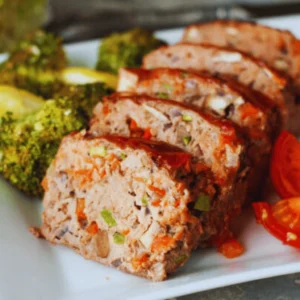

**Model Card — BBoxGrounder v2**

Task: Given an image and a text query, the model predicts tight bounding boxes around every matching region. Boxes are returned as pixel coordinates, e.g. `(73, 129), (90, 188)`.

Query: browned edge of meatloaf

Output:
(40, 132), (204, 281)
(90, 92), (250, 242)
(181, 20), (297, 77)
(142, 43), (297, 134)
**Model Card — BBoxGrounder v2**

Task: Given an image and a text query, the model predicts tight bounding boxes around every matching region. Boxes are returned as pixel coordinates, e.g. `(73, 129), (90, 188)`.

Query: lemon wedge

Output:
(0, 85), (44, 118)
(60, 67), (118, 89)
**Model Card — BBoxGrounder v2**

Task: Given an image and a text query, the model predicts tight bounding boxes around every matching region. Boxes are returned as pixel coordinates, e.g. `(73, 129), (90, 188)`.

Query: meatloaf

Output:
(181, 20), (300, 91)
(142, 43), (296, 133)
(118, 67), (279, 139)
(117, 68), (274, 201)
(40, 132), (203, 281)
(90, 93), (249, 242)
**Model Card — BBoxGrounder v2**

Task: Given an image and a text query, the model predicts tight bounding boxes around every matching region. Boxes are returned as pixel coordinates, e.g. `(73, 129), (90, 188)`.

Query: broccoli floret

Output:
(96, 28), (166, 74)
(0, 81), (111, 197)
(0, 98), (86, 197)
(54, 82), (113, 117)
(0, 30), (67, 98)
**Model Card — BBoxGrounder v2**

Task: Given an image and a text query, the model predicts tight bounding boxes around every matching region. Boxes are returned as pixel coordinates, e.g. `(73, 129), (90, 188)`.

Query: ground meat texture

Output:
(90, 93), (249, 243)
(40, 132), (203, 281)
(182, 21), (300, 89)
(142, 43), (297, 134)
(117, 68), (274, 202)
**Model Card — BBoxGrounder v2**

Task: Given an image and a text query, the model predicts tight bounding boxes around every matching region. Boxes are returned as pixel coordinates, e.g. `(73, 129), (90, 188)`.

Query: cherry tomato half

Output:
(270, 131), (300, 198)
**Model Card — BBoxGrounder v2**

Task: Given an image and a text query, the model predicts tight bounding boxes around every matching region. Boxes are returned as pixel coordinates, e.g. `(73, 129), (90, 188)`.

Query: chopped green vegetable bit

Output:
(120, 153), (127, 160)
(162, 83), (173, 91)
(174, 254), (188, 264)
(113, 232), (125, 244)
(156, 92), (169, 99)
(183, 136), (191, 146)
(96, 28), (166, 74)
(101, 209), (117, 227)
(194, 193), (211, 211)
(89, 146), (107, 157)
(141, 194), (148, 206)
(182, 114), (193, 122)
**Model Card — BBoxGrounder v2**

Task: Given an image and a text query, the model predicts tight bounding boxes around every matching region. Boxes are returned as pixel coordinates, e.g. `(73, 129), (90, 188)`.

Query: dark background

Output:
(46, 0), (300, 42)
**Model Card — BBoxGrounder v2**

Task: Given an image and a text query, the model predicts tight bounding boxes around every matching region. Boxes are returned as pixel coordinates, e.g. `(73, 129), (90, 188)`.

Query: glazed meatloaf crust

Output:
(142, 43), (296, 133)
(90, 93), (249, 243)
(117, 68), (274, 201)
(182, 20), (300, 91)
(40, 132), (203, 281)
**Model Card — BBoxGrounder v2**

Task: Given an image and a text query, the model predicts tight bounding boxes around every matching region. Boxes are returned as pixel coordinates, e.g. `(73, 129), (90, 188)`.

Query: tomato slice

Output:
(253, 200), (300, 248)
(272, 198), (300, 232)
(218, 239), (245, 259)
(270, 131), (300, 198)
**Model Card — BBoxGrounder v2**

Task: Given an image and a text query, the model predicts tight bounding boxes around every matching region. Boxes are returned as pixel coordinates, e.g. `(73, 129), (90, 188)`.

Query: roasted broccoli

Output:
(0, 30), (66, 98)
(53, 82), (113, 117)
(0, 80), (111, 197)
(96, 28), (166, 74)
(0, 98), (86, 197)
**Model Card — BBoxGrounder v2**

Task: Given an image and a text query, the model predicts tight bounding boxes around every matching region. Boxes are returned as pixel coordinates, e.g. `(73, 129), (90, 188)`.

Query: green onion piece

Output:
(156, 92), (169, 99)
(183, 136), (191, 146)
(100, 209), (117, 227)
(174, 254), (188, 264)
(89, 146), (107, 157)
(113, 232), (125, 244)
(141, 194), (148, 206)
(182, 114), (193, 122)
(194, 194), (211, 211)
(162, 83), (173, 91)
(120, 153), (127, 160)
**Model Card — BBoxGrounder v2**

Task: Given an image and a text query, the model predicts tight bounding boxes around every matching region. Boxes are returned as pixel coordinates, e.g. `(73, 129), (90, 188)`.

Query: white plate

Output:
(1, 15), (300, 300)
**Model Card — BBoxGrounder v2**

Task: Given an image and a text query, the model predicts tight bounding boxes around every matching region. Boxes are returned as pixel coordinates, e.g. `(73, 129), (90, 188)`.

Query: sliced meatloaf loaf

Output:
(182, 20), (300, 91)
(40, 132), (203, 281)
(142, 44), (297, 134)
(90, 93), (249, 243)
(117, 68), (274, 201)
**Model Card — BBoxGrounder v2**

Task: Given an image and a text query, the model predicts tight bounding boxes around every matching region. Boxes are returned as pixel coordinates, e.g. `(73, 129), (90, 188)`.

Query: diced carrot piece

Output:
(86, 221), (99, 235)
(174, 199), (180, 207)
(151, 235), (175, 252)
(151, 199), (161, 207)
(218, 239), (245, 259)
(122, 229), (130, 235)
(76, 198), (87, 222)
(132, 253), (149, 269)
(148, 185), (166, 197)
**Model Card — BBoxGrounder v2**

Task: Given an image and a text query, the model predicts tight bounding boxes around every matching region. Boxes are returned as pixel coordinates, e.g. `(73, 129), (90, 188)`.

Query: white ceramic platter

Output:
(1, 15), (300, 300)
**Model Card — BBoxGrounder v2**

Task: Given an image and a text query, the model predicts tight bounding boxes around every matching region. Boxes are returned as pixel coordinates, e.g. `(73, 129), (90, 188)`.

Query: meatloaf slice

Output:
(118, 68), (279, 139)
(117, 68), (273, 201)
(40, 132), (203, 281)
(90, 93), (248, 243)
(182, 20), (300, 90)
(142, 44), (296, 133)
